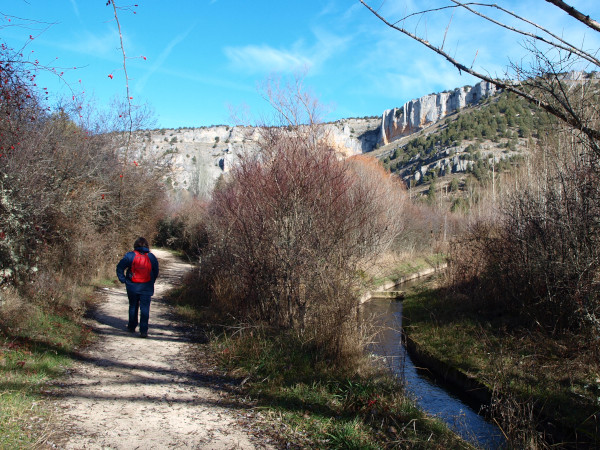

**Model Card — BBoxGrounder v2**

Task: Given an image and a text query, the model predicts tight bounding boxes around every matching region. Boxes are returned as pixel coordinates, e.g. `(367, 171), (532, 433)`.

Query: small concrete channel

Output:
(361, 269), (506, 449)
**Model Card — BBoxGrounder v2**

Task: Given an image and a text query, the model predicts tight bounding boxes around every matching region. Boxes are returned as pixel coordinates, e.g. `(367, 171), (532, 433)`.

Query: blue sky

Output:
(2, 1), (600, 129)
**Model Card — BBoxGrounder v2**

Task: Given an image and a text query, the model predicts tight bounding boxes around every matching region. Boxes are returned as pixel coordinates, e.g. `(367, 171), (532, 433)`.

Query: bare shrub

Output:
(155, 198), (209, 258)
(202, 82), (406, 358)
(448, 126), (600, 337)
(447, 220), (502, 300)
(0, 43), (165, 314)
(498, 133), (600, 334)
(0, 287), (34, 329)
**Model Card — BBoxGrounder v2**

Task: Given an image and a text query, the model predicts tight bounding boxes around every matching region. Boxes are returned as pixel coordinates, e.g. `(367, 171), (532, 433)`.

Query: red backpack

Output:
(130, 250), (152, 283)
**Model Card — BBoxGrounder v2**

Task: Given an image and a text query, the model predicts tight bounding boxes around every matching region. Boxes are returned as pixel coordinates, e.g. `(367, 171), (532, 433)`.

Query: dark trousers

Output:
(127, 291), (152, 334)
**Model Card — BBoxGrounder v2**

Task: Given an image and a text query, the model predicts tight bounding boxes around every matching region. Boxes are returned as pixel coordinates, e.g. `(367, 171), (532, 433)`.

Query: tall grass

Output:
(207, 326), (471, 449)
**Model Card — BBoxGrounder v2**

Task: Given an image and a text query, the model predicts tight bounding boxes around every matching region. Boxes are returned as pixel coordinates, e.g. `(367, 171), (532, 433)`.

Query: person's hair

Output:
(134, 237), (149, 249)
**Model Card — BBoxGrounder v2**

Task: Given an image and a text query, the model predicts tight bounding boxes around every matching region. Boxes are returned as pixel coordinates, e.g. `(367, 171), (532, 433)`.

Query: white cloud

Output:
(66, 28), (120, 58)
(69, 0), (80, 18)
(310, 27), (351, 68)
(223, 24), (351, 77)
(135, 24), (196, 94)
(224, 45), (313, 74)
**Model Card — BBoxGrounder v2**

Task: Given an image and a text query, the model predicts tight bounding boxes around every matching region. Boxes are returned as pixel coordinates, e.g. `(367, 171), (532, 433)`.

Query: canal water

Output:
(362, 294), (506, 449)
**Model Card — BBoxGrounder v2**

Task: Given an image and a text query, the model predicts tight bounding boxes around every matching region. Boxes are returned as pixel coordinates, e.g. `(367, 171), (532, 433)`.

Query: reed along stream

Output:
(362, 285), (505, 449)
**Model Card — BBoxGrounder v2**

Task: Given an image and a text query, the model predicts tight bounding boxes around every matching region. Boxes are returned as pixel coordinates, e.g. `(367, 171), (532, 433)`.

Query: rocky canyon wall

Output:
(379, 81), (497, 145)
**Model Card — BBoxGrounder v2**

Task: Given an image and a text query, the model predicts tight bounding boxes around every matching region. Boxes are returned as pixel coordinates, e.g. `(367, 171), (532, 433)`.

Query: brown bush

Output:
(154, 198), (209, 258)
(0, 45), (165, 309)
(202, 126), (406, 358)
(448, 128), (600, 337)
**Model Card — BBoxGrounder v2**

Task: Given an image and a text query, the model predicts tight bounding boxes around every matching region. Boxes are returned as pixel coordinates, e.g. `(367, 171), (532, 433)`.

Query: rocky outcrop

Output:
(379, 81), (497, 145)
(129, 80), (504, 195)
(323, 118), (380, 155)
(128, 118), (381, 196)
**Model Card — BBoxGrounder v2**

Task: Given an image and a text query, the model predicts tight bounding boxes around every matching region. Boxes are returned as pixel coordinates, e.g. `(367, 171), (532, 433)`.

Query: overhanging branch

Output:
(545, 0), (600, 33)
(360, 0), (600, 146)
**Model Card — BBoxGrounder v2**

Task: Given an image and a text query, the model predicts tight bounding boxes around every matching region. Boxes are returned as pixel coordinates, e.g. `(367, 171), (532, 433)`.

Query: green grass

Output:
(402, 281), (600, 446)
(166, 257), (471, 447)
(0, 304), (94, 448)
(208, 328), (472, 449)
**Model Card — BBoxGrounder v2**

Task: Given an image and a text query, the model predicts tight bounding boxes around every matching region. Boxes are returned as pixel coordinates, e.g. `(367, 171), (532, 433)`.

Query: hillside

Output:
(130, 78), (561, 201)
(381, 90), (553, 204)
(130, 80), (504, 196)
(129, 119), (380, 197)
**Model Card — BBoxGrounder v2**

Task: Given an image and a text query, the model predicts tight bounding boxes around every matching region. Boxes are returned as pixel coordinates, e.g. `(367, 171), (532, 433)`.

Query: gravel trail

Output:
(49, 249), (272, 449)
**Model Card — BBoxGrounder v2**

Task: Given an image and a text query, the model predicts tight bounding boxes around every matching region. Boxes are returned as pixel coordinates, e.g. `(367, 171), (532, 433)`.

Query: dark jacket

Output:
(116, 246), (159, 296)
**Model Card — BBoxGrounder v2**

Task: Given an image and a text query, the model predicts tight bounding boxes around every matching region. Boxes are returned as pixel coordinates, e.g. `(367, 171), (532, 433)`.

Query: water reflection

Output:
(362, 297), (505, 449)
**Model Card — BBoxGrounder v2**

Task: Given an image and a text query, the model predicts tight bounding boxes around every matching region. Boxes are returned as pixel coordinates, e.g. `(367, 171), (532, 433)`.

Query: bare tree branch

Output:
(450, 1), (600, 67)
(360, 0), (600, 147)
(109, 1), (133, 160)
(545, 0), (600, 33)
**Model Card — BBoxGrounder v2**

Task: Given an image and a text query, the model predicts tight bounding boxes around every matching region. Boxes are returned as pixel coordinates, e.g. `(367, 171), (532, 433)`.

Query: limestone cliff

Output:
(130, 80), (501, 195)
(379, 81), (497, 145)
(128, 118), (380, 196)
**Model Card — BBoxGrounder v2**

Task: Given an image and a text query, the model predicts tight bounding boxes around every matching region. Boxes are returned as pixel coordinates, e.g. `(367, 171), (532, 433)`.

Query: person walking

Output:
(116, 237), (159, 338)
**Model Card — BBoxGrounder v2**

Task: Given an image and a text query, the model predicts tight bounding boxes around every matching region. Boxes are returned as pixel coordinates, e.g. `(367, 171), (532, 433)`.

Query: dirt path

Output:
(49, 249), (273, 449)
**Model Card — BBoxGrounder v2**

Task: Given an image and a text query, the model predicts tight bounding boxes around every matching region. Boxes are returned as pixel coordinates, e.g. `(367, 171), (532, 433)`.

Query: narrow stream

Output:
(362, 285), (505, 449)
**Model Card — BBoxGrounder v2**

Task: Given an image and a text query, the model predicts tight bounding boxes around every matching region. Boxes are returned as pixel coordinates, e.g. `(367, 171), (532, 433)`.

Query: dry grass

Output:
(403, 284), (600, 447)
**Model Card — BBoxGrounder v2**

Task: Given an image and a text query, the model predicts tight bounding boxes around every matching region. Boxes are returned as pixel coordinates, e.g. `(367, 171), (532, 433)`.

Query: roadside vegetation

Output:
(169, 284), (470, 449)
(0, 40), (165, 446)
(0, 288), (95, 448)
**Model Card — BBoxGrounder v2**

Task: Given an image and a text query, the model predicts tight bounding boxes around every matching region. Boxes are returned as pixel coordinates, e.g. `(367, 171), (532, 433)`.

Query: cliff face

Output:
(132, 80), (500, 195)
(129, 118), (381, 196)
(379, 81), (497, 145)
